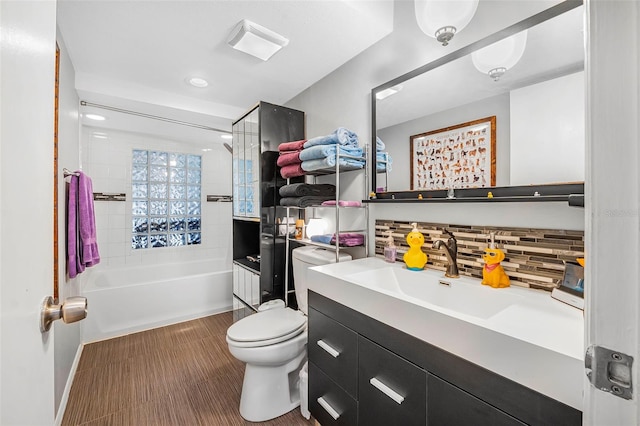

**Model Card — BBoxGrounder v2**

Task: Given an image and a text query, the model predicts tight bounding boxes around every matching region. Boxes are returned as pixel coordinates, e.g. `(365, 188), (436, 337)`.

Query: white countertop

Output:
(308, 257), (584, 411)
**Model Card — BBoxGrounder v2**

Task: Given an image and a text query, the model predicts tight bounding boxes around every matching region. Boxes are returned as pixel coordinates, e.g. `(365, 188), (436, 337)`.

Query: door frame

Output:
(584, 0), (640, 423)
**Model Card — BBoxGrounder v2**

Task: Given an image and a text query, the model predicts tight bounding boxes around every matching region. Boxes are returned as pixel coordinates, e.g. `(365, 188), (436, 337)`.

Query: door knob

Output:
(40, 296), (87, 333)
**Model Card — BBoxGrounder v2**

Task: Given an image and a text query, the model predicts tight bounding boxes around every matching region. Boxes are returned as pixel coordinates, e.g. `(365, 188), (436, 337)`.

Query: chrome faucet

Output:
(432, 230), (459, 278)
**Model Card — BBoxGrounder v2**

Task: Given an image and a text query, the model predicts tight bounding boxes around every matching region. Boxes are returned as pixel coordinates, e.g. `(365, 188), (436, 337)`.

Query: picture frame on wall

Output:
(410, 116), (496, 190)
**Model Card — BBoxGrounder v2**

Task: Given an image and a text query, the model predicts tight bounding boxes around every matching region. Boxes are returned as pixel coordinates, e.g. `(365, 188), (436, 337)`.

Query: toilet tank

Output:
(292, 246), (351, 315)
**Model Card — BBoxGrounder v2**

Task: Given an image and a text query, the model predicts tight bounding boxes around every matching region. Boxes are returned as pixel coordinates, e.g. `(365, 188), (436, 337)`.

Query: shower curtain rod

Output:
(80, 101), (231, 134)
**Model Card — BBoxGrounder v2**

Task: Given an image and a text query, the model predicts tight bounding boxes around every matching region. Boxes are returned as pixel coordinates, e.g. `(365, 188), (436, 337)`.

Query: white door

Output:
(0, 1), (58, 424)
(585, 0), (640, 424)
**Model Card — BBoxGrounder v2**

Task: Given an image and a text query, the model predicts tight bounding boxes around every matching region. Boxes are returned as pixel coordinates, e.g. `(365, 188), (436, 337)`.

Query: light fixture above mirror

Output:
(414, 0), (479, 46)
(472, 31), (528, 81)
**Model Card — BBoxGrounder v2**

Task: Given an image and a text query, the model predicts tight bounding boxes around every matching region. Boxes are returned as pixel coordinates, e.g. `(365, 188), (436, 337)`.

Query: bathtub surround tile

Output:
(375, 220), (584, 291)
(107, 256), (126, 267)
(63, 312), (312, 426)
(83, 127), (231, 267)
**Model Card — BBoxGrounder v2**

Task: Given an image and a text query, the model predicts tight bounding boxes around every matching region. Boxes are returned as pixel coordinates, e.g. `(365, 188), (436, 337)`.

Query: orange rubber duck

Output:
(481, 233), (510, 288)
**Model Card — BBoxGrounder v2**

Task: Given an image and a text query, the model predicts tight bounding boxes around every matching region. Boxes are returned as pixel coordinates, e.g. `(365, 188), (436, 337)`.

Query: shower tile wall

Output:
(81, 127), (232, 267)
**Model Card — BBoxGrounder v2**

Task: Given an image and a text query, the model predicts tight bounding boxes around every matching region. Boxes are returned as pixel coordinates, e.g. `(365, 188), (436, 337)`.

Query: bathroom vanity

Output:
(307, 258), (583, 425)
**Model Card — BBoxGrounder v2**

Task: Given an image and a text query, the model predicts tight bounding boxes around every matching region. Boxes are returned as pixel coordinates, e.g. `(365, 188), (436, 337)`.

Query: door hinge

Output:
(585, 345), (633, 400)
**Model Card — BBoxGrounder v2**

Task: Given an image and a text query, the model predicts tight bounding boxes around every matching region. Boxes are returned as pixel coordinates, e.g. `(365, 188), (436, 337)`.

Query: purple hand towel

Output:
(67, 175), (81, 278)
(67, 171), (100, 278)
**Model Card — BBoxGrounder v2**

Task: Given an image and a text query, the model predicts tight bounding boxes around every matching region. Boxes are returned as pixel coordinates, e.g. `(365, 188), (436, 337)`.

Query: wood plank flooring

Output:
(63, 312), (314, 425)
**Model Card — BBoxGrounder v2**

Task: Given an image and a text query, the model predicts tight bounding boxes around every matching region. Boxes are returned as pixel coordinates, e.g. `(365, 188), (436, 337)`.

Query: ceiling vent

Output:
(227, 19), (289, 61)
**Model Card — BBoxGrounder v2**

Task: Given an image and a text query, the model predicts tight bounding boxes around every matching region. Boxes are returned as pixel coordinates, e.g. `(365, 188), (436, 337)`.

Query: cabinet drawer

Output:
(308, 308), (358, 397)
(309, 362), (357, 426)
(427, 374), (525, 426)
(358, 336), (426, 426)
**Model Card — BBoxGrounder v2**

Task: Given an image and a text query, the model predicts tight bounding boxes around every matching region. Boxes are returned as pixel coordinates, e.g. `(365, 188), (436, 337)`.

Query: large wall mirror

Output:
(372, 0), (584, 199)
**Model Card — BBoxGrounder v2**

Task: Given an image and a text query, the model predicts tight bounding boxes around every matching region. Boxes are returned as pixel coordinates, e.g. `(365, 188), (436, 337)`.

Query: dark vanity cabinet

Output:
(308, 291), (581, 426)
(231, 102), (304, 320)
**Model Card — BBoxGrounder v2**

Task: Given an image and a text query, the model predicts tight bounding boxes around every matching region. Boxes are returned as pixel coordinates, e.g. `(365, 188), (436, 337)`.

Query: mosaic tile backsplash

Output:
(375, 220), (584, 291)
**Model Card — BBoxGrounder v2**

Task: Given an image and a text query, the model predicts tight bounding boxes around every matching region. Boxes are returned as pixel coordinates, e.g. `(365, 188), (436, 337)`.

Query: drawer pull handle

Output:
(317, 339), (340, 358)
(317, 396), (340, 420)
(370, 377), (405, 404)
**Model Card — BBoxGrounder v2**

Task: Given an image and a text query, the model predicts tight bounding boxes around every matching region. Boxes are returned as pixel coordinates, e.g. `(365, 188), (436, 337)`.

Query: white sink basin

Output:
(345, 267), (523, 319)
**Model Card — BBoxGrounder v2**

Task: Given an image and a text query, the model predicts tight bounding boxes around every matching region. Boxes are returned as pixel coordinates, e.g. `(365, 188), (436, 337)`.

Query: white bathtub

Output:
(81, 259), (233, 343)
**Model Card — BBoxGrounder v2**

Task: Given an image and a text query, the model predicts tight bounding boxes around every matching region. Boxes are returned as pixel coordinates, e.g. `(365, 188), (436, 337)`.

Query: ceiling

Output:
(56, 0), (395, 145)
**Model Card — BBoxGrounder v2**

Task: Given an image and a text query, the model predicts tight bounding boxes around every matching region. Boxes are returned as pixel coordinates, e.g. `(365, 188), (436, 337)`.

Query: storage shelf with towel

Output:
(278, 128), (369, 307)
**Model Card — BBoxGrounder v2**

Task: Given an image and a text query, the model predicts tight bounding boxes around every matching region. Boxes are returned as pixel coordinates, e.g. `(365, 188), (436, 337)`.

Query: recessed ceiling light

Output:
(375, 85), (403, 100)
(187, 77), (209, 88)
(221, 134), (232, 140)
(202, 148), (213, 152)
(85, 113), (106, 121)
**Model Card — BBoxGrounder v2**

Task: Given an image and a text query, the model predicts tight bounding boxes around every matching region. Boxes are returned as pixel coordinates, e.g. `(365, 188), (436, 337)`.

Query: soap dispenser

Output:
(384, 231), (397, 263)
(481, 233), (510, 288)
(403, 223), (427, 270)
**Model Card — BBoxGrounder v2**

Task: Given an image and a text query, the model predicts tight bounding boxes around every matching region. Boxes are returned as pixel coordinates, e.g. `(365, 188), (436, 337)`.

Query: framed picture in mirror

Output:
(410, 116), (496, 190)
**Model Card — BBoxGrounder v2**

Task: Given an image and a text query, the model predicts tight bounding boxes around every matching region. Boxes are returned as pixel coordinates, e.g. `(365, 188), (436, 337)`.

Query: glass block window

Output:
(131, 149), (202, 249)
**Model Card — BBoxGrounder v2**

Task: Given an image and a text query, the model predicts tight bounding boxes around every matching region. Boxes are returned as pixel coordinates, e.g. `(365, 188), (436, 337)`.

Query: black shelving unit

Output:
(231, 102), (305, 317)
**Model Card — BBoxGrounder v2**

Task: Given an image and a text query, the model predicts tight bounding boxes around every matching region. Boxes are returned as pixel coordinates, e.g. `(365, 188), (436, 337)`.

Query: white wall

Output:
(54, 31), (83, 420)
(0, 1), (57, 424)
(510, 71), (585, 185)
(286, 0), (584, 237)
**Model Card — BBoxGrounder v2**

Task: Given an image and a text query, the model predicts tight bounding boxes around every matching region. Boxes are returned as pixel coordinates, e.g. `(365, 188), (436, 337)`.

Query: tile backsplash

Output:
(375, 220), (584, 291)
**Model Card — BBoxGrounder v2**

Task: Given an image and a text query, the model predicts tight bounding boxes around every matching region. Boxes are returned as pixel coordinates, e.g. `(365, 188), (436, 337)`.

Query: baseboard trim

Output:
(54, 343), (84, 426)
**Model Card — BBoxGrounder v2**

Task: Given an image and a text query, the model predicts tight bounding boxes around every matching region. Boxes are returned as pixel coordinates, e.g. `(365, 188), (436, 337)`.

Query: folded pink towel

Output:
(320, 200), (362, 207)
(277, 151), (301, 167)
(279, 140), (306, 152)
(280, 163), (305, 179)
(331, 233), (365, 247)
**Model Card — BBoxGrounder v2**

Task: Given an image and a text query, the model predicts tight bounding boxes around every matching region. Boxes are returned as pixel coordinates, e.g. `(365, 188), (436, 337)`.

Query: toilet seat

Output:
(227, 307), (307, 348)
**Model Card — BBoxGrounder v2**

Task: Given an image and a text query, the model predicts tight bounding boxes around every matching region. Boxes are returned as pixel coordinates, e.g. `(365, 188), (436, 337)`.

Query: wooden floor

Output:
(63, 312), (314, 425)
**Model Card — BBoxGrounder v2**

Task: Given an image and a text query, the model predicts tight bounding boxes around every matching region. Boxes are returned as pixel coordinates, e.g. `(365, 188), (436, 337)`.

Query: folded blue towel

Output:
(376, 152), (390, 162)
(376, 137), (386, 151)
(310, 234), (333, 244)
(301, 156), (365, 172)
(304, 127), (359, 148)
(299, 145), (363, 162)
(376, 152), (392, 172)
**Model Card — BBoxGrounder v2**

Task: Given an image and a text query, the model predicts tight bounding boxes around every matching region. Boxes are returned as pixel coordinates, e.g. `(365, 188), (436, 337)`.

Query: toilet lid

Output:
(227, 307), (307, 343)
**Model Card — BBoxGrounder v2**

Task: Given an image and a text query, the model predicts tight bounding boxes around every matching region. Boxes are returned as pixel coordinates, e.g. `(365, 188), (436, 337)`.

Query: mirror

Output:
(372, 1), (584, 197)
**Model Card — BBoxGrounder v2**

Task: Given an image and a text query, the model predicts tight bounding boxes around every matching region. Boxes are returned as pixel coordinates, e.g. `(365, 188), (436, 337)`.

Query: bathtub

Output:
(81, 259), (233, 343)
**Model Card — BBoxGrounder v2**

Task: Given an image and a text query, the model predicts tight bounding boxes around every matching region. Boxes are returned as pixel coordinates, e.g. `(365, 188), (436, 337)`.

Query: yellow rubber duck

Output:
(481, 233), (510, 288)
(403, 222), (427, 271)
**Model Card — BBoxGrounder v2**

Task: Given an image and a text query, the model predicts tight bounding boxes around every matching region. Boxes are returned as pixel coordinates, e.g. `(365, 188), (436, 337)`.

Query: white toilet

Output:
(226, 246), (351, 422)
